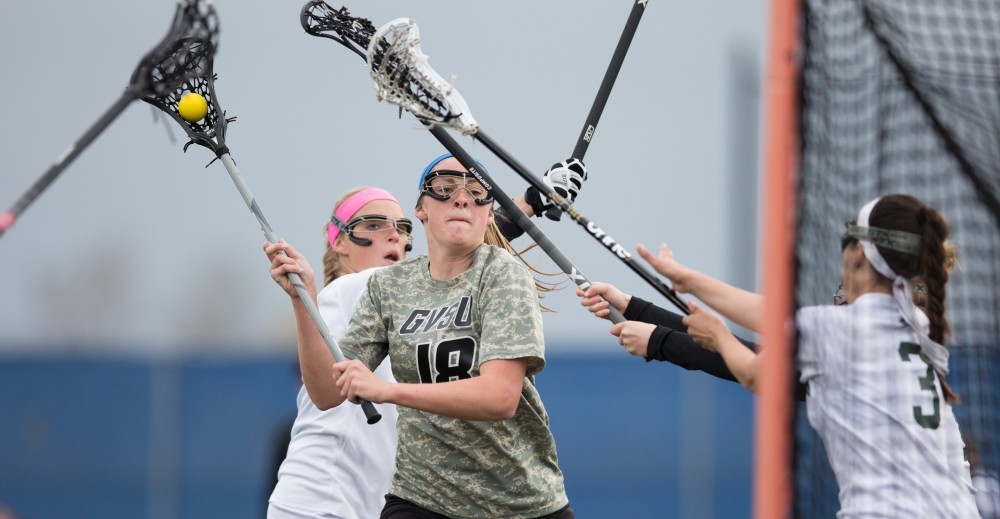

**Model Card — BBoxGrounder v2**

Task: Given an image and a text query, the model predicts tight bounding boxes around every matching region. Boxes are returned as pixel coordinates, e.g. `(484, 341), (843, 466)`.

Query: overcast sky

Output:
(0, 0), (767, 356)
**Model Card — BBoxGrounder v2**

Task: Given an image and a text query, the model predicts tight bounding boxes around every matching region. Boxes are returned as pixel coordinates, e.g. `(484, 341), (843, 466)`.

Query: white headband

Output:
(856, 197), (949, 375)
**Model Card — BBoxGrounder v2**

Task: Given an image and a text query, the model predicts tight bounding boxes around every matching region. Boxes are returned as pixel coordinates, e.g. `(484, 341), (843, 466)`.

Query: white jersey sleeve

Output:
(268, 267), (398, 519)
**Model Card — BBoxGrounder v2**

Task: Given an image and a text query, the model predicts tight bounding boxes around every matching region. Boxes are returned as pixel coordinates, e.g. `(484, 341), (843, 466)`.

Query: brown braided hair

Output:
(869, 194), (959, 403)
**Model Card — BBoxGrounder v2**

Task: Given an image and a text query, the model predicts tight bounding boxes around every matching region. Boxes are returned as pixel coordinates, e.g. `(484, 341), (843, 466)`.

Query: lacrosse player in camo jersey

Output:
(263, 155), (582, 519)
(649, 194), (977, 517)
(327, 154), (572, 519)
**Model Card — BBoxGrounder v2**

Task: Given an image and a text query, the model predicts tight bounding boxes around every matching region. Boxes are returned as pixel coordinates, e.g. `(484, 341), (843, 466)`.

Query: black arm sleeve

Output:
(494, 205), (526, 241)
(624, 296), (807, 401)
(625, 296), (746, 382)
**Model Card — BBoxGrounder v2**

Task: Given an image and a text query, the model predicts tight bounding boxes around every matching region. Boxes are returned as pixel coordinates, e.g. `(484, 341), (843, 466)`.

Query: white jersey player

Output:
(640, 194), (979, 517)
(264, 187), (410, 519)
(797, 296), (976, 517)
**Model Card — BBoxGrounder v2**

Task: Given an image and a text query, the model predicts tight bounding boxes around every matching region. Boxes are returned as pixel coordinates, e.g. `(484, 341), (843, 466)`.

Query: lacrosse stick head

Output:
(368, 19), (478, 135)
(129, 0), (220, 99)
(144, 66), (232, 155)
(136, 1), (233, 156)
(300, 1), (383, 60)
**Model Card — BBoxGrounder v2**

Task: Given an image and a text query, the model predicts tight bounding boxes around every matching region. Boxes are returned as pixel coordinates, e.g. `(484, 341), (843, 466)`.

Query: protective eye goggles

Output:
(833, 283), (846, 305)
(331, 214), (413, 252)
(419, 171), (494, 206)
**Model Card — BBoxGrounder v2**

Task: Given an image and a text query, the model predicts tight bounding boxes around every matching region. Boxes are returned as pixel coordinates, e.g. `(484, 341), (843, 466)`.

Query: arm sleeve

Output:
(624, 295), (687, 329)
(629, 296), (808, 400)
(624, 296), (740, 380)
(645, 323), (741, 382)
(493, 205), (526, 241)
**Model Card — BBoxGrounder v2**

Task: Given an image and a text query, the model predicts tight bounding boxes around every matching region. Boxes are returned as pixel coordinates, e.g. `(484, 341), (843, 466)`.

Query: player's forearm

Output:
(386, 365), (525, 420)
(626, 296), (684, 329)
(683, 271), (763, 331)
(290, 298), (346, 409)
(493, 196), (534, 241)
(647, 326), (739, 381)
(716, 334), (760, 393)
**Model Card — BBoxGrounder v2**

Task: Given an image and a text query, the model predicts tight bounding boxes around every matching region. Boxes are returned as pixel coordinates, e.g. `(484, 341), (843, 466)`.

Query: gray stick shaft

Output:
(217, 153), (381, 424)
(217, 155), (335, 354)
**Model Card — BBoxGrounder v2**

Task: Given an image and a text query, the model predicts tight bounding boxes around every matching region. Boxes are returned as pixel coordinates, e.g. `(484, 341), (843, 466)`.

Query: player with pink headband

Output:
(264, 185), (411, 519)
(262, 153), (585, 519)
(326, 187), (413, 256)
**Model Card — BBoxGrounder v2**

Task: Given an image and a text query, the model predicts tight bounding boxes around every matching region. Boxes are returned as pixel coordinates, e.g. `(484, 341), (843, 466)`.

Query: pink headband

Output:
(327, 188), (401, 247)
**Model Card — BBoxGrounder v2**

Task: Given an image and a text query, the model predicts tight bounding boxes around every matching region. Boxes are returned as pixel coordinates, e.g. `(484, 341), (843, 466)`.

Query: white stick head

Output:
(367, 18), (478, 135)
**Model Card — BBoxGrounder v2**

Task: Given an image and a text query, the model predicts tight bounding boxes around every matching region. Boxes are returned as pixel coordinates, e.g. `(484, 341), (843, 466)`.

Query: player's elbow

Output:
(309, 390), (346, 411)
(477, 358), (528, 420)
(313, 399), (337, 411)
(486, 385), (522, 420)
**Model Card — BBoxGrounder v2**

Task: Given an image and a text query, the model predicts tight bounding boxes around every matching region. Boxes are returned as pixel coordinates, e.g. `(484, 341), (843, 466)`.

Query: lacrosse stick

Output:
(302, 4), (625, 323)
(540, 0), (649, 221)
(304, 8), (688, 315)
(433, 125), (627, 323)
(0, 0), (219, 239)
(143, 4), (381, 424)
(367, 18), (689, 314)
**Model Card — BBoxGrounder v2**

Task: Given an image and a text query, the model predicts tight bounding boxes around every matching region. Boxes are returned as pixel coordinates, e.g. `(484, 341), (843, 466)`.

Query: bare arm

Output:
(683, 300), (761, 393)
(333, 357), (529, 420)
(264, 240), (344, 409)
(638, 243), (763, 332)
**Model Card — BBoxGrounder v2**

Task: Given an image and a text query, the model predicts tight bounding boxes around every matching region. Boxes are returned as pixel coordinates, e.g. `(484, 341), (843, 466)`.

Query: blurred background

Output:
(0, 1), (767, 517)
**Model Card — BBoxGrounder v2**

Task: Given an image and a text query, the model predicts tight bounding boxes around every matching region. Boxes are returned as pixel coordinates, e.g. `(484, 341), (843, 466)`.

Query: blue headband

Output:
(417, 153), (488, 190)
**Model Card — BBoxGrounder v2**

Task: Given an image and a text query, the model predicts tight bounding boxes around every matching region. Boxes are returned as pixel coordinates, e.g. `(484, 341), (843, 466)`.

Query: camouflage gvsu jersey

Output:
(339, 244), (568, 518)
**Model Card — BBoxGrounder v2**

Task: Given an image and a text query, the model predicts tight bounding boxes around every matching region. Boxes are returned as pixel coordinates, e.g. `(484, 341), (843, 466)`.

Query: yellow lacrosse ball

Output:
(178, 92), (208, 123)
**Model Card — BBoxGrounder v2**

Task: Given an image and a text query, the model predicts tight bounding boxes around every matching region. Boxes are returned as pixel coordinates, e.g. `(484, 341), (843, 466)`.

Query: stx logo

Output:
(586, 222), (631, 259)
(399, 296), (473, 335)
(583, 125), (596, 142)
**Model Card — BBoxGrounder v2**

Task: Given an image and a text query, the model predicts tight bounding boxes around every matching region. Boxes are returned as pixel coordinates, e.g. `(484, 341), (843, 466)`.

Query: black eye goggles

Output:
(331, 214), (413, 252)
(419, 171), (494, 206)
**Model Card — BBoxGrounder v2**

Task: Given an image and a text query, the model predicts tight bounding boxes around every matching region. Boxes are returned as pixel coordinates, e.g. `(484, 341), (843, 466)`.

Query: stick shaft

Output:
(217, 153), (382, 424)
(427, 126), (626, 324)
(571, 0), (648, 159)
(0, 92), (135, 238)
(475, 130), (689, 315)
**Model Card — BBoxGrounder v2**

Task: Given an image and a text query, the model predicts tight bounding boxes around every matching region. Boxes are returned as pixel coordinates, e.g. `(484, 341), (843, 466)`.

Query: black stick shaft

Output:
(545, 1), (647, 221)
(475, 130), (689, 315)
(0, 92), (135, 238)
(571, 0), (648, 160)
(427, 125), (626, 324)
(217, 153), (382, 424)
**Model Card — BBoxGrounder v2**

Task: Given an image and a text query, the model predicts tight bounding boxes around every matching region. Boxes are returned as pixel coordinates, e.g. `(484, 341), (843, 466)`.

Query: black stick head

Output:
(129, 0), (220, 99)
(300, 1), (376, 60)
